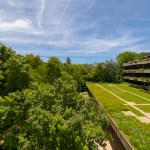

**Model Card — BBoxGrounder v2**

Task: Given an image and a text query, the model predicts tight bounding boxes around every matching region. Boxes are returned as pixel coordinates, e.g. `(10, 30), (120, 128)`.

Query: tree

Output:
(116, 51), (144, 68)
(54, 72), (77, 109)
(88, 60), (118, 83)
(72, 65), (89, 91)
(103, 60), (118, 82)
(0, 45), (30, 94)
(0, 45), (15, 94)
(30, 63), (47, 82)
(25, 54), (43, 69)
(4, 56), (30, 93)
(63, 64), (89, 91)
(46, 57), (62, 84)
(66, 57), (71, 64)
(0, 44), (15, 62)
(88, 63), (105, 82)
(116, 51), (144, 77)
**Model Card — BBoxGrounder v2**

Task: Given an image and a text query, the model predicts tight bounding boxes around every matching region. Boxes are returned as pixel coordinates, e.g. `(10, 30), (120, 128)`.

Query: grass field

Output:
(86, 82), (150, 150)
(100, 83), (150, 105)
(136, 105), (150, 113)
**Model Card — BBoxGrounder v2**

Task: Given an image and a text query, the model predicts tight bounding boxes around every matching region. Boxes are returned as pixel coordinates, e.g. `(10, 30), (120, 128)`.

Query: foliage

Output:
(116, 51), (145, 77)
(83, 64), (95, 72)
(0, 44), (109, 149)
(88, 60), (119, 83)
(64, 64), (89, 91)
(25, 54), (43, 69)
(102, 60), (118, 82)
(46, 57), (62, 84)
(0, 45), (30, 94)
(0, 80), (109, 150)
(4, 56), (30, 93)
(116, 51), (144, 67)
(87, 51), (145, 83)
(66, 57), (71, 64)
(88, 63), (105, 82)
(29, 64), (47, 83)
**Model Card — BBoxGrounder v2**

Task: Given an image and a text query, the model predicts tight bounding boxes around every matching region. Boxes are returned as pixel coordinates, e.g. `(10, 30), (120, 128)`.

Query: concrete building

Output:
(123, 53), (150, 89)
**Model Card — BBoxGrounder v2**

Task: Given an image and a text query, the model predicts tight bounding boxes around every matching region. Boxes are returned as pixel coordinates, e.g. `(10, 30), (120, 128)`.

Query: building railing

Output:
(123, 76), (150, 83)
(123, 58), (150, 67)
(123, 69), (150, 73)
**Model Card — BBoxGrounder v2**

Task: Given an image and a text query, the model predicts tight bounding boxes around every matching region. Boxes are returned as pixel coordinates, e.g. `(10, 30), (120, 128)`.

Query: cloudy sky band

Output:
(0, 0), (150, 63)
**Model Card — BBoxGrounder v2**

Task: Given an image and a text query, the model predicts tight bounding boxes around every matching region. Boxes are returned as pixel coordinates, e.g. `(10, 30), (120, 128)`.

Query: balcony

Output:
(123, 58), (150, 67)
(123, 69), (150, 74)
(123, 76), (150, 83)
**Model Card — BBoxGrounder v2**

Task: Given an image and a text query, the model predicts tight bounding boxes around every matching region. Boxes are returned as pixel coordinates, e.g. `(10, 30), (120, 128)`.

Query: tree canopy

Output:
(116, 51), (144, 67)
(0, 44), (109, 150)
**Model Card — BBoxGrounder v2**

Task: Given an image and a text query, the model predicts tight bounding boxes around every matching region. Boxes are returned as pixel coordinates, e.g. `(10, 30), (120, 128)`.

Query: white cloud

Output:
(0, 19), (32, 31)
(85, 37), (142, 54)
(0, 33), (143, 56)
(6, 0), (16, 7)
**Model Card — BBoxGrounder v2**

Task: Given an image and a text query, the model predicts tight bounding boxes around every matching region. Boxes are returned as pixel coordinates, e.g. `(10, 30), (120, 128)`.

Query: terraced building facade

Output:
(123, 53), (150, 89)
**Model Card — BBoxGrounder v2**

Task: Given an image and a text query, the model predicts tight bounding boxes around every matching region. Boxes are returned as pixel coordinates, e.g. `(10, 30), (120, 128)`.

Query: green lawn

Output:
(98, 83), (150, 104)
(86, 82), (150, 150)
(115, 83), (150, 100)
(135, 105), (150, 113)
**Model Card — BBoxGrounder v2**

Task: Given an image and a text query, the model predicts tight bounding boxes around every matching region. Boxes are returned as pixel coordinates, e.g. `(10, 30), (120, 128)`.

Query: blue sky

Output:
(0, 0), (150, 63)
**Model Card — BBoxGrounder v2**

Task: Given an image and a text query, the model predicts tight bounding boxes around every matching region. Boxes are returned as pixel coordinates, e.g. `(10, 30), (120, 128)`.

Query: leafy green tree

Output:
(116, 51), (144, 68)
(88, 60), (118, 83)
(72, 65), (89, 91)
(54, 72), (77, 109)
(0, 44), (30, 94)
(63, 64), (89, 91)
(4, 56), (30, 93)
(0, 66), (4, 87)
(0, 44), (15, 62)
(46, 57), (62, 84)
(0, 44), (15, 94)
(116, 51), (144, 78)
(25, 54), (43, 69)
(103, 60), (118, 82)
(83, 64), (95, 72)
(88, 63), (105, 82)
(0, 81), (109, 150)
(30, 63), (47, 83)
(66, 57), (71, 64)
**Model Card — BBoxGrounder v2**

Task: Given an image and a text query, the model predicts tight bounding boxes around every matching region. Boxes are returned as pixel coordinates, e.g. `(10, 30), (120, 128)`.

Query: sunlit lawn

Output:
(86, 82), (150, 150)
(98, 83), (150, 105)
